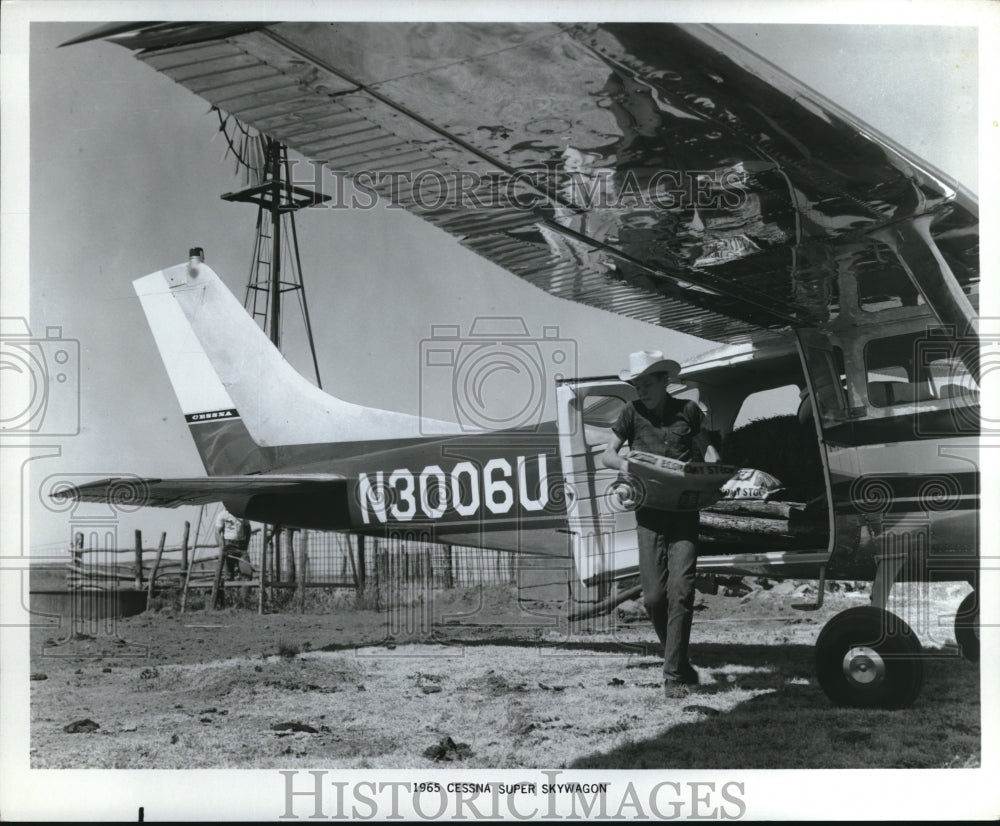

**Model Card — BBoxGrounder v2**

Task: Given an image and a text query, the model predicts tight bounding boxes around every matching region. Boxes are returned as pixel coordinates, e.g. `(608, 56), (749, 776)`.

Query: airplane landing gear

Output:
(815, 606), (925, 709)
(954, 591), (979, 663)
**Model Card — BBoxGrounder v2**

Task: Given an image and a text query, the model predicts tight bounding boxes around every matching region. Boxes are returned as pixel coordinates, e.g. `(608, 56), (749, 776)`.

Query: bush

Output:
(147, 586), (181, 613)
(277, 640), (300, 659)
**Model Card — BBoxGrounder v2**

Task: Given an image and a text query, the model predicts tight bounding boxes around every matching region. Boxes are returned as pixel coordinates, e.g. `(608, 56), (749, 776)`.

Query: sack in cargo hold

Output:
(614, 450), (738, 512)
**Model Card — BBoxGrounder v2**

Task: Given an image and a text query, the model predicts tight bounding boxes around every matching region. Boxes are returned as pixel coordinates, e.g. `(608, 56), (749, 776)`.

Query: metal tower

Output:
(220, 133), (329, 386)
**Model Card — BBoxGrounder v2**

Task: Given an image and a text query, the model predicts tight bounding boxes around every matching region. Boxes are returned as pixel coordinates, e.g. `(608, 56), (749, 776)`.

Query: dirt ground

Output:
(28, 579), (980, 770)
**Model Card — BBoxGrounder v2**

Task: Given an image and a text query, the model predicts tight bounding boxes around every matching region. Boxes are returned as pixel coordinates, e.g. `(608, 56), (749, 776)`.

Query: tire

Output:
(954, 591), (979, 663)
(815, 606), (924, 709)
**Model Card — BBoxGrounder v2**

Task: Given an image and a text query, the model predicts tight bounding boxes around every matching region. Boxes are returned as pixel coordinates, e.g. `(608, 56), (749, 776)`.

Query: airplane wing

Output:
(64, 474), (347, 508)
(69, 22), (978, 343)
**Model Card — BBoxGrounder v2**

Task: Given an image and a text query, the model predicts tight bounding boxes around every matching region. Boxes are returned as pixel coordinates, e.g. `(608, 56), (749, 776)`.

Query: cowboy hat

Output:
(618, 350), (681, 382)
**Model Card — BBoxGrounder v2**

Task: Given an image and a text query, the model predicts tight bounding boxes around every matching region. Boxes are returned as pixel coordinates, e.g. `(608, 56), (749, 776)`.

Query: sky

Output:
(6, 16), (983, 555)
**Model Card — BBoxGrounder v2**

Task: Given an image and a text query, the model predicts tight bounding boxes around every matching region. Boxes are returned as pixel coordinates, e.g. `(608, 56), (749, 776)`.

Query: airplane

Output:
(60, 22), (981, 711)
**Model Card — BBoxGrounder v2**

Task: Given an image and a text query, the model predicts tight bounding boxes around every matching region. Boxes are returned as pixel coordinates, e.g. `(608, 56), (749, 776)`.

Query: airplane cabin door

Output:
(797, 321), (979, 582)
(555, 380), (641, 586)
(795, 329), (851, 571)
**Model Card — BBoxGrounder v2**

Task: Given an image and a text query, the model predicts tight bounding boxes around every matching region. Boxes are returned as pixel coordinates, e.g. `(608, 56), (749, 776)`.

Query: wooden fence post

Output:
(443, 544), (454, 589)
(257, 528), (267, 616)
(382, 541), (388, 608)
(179, 549), (194, 615)
(357, 534), (367, 595)
(287, 528), (297, 583)
(273, 526), (282, 583)
(146, 531), (166, 608)
(389, 544), (398, 613)
(298, 531), (309, 613)
(181, 521), (190, 576)
(72, 534), (83, 576)
(210, 532), (226, 609)
(133, 530), (144, 591)
(372, 540), (381, 611)
(346, 534), (360, 591)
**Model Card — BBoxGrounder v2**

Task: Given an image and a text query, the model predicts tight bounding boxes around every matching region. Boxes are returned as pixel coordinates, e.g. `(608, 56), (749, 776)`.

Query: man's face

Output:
(634, 372), (669, 408)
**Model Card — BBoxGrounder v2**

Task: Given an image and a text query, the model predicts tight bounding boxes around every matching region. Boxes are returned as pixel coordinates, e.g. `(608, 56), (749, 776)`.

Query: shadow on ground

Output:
(569, 642), (980, 770)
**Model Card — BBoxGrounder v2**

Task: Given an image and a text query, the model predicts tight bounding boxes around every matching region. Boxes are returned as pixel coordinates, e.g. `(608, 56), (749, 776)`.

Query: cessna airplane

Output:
(62, 22), (981, 710)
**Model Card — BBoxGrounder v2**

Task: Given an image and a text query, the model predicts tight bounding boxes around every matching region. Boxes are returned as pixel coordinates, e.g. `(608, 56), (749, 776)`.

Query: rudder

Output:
(132, 255), (459, 475)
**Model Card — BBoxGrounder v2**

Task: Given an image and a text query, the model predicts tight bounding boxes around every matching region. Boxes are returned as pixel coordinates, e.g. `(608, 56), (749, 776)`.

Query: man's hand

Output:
(602, 434), (627, 470)
(610, 472), (641, 510)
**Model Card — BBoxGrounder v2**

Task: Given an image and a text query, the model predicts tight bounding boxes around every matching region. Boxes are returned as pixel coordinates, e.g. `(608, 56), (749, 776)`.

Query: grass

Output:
(29, 584), (980, 770)
(30, 638), (979, 770)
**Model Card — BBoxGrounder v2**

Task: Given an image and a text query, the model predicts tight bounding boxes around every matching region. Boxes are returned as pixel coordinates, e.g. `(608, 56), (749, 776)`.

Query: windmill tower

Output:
(215, 110), (329, 385)
(188, 112), (333, 578)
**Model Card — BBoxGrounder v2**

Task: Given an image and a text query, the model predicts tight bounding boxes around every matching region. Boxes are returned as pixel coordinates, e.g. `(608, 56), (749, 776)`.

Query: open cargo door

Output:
(555, 380), (639, 587)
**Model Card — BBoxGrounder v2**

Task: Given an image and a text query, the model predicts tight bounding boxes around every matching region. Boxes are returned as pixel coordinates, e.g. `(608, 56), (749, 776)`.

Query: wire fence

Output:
(60, 528), (521, 613)
(261, 531), (517, 590)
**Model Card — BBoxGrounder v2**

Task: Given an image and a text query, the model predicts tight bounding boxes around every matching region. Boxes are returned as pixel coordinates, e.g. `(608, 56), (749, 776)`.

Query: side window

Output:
(804, 345), (847, 420)
(580, 391), (631, 449)
(856, 239), (978, 312)
(919, 333), (980, 404)
(865, 331), (978, 407)
(732, 385), (802, 429)
(581, 394), (627, 428)
(927, 358), (979, 403)
(857, 269), (925, 313)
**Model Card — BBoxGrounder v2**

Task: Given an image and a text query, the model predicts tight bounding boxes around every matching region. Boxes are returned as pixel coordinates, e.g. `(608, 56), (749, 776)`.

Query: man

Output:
(602, 350), (720, 698)
(215, 507), (254, 581)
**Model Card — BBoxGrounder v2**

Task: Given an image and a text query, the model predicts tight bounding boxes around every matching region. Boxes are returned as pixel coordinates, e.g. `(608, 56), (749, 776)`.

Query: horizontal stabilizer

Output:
(61, 474), (347, 508)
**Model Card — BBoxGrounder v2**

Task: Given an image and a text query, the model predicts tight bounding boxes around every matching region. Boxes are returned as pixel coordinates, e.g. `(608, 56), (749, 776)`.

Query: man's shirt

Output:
(612, 397), (702, 462)
(216, 512), (249, 543)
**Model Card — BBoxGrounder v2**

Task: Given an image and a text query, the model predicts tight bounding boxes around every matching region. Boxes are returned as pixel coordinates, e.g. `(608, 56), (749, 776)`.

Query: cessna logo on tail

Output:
(357, 454), (551, 524)
(185, 409), (239, 422)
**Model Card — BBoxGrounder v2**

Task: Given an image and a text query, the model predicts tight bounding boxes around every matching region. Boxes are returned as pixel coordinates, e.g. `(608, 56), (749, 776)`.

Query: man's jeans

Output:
(224, 543), (251, 580)
(636, 508), (699, 681)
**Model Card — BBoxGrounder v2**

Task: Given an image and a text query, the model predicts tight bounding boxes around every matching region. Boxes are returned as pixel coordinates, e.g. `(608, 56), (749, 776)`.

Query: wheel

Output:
(815, 606), (924, 709)
(954, 591), (979, 663)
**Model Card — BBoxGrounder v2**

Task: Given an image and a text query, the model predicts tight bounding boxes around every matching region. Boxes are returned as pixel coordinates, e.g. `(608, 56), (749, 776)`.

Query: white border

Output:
(2, 0), (999, 821)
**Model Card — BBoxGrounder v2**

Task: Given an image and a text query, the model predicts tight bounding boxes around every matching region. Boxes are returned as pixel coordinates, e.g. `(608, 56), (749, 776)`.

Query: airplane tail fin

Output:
(133, 255), (456, 475)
